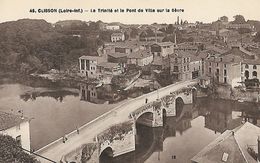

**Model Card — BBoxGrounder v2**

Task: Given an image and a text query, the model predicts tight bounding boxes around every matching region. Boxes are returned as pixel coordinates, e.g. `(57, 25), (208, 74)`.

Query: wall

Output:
(98, 121), (135, 158)
(215, 84), (260, 102)
(1, 121), (31, 151)
(63, 143), (98, 163)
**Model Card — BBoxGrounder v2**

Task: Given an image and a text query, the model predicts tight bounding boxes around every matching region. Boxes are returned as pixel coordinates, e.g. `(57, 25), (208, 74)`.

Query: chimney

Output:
(257, 136), (260, 160)
(174, 33), (177, 44)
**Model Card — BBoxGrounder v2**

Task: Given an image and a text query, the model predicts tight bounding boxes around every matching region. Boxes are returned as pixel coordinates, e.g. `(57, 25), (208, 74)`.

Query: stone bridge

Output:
(35, 80), (198, 163)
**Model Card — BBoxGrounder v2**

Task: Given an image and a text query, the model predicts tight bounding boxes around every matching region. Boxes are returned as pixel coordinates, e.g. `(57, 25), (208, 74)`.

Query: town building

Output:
(170, 51), (202, 81)
(127, 50), (153, 67)
(97, 62), (123, 76)
(205, 55), (242, 87)
(107, 53), (128, 70)
(226, 23), (254, 30)
(204, 46), (257, 88)
(0, 111), (31, 151)
(191, 122), (260, 163)
(175, 42), (200, 52)
(79, 84), (98, 103)
(78, 55), (105, 78)
(111, 32), (125, 42)
(151, 42), (176, 58)
(105, 24), (120, 31)
(241, 59), (260, 82)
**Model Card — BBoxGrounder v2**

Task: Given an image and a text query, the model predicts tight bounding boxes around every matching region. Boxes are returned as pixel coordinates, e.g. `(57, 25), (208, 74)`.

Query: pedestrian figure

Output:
(63, 136), (66, 143)
(145, 98), (148, 104)
(76, 126), (79, 134)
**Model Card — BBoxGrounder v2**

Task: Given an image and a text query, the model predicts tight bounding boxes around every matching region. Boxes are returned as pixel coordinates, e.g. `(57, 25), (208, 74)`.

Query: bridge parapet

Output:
(62, 143), (98, 163)
(97, 121), (135, 157)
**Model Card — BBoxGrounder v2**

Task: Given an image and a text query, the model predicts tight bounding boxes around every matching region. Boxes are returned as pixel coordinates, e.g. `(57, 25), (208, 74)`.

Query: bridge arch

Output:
(99, 146), (113, 163)
(136, 111), (154, 127)
(175, 97), (184, 117)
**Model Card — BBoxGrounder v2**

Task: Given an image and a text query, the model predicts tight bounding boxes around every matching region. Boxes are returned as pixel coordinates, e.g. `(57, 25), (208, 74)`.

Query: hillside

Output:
(0, 19), (103, 74)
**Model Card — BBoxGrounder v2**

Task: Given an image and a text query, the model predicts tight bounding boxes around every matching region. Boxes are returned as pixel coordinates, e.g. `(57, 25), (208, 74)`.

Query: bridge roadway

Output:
(36, 80), (198, 162)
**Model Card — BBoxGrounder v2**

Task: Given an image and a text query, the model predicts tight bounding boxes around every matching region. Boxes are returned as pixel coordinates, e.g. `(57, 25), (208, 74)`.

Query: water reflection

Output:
(0, 84), (120, 150)
(79, 84), (126, 104)
(103, 99), (260, 163)
(20, 90), (78, 102)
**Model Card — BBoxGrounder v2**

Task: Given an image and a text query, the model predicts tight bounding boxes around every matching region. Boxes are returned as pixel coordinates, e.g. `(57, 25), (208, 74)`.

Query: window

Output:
(80, 60), (85, 70)
(220, 58), (223, 62)
(184, 66), (186, 72)
(216, 69), (220, 75)
(253, 71), (257, 77)
(253, 65), (257, 69)
(209, 67), (212, 73)
(217, 63), (219, 67)
(209, 62), (212, 66)
(245, 64), (249, 69)
(245, 70), (249, 79)
(16, 135), (21, 146)
(224, 77), (227, 83)
(224, 69), (227, 76)
(224, 64), (227, 68)
(187, 65), (189, 71)
(175, 58), (178, 63)
(183, 58), (186, 63)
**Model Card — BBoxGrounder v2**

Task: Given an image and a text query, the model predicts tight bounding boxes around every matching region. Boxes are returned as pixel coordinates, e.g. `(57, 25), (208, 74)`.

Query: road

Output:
(36, 80), (198, 162)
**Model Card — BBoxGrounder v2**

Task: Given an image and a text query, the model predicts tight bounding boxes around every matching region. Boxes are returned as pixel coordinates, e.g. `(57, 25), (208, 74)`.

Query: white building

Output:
(78, 55), (105, 78)
(111, 33), (125, 42)
(105, 25), (120, 31)
(0, 111), (31, 151)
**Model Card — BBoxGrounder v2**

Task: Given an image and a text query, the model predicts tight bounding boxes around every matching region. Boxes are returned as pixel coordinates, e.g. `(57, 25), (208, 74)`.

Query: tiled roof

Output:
(127, 50), (152, 59)
(79, 55), (106, 63)
(153, 42), (174, 47)
(111, 32), (124, 37)
(191, 122), (260, 163)
(108, 53), (128, 58)
(221, 47), (255, 60)
(0, 111), (29, 131)
(242, 59), (260, 65)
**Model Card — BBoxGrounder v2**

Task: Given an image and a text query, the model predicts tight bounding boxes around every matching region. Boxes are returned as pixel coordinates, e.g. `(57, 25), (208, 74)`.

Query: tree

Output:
(253, 32), (260, 42)
(0, 135), (38, 163)
(124, 31), (129, 40)
(165, 24), (175, 34)
(238, 28), (252, 34)
(233, 15), (246, 24)
(130, 28), (138, 38)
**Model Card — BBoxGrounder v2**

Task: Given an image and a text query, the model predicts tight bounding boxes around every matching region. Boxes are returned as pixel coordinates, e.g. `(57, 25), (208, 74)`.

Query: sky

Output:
(0, 0), (260, 24)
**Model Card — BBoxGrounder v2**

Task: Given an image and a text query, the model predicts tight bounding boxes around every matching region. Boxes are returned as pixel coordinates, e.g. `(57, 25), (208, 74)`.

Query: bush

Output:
(0, 135), (38, 163)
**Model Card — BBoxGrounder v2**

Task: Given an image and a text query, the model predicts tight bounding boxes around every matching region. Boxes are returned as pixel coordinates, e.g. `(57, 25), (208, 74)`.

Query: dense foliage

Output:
(0, 19), (104, 74)
(0, 135), (37, 163)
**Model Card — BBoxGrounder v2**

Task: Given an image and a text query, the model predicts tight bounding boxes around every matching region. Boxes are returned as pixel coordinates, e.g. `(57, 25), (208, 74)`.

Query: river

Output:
(0, 83), (122, 150)
(101, 98), (260, 163)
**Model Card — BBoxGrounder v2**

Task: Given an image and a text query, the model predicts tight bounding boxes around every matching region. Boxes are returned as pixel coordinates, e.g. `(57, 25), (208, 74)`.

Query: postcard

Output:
(0, 0), (260, 163)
